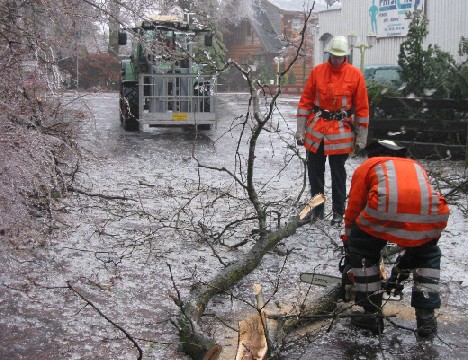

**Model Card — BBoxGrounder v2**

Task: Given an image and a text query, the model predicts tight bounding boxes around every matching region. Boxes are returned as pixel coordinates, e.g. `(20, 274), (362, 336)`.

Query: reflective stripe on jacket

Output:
(344, 157), (450, 247)
(297, 60), (369, 155)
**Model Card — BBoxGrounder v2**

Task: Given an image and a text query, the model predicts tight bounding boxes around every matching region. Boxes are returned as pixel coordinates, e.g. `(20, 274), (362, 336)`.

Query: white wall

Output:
(315, 0), (468, 67)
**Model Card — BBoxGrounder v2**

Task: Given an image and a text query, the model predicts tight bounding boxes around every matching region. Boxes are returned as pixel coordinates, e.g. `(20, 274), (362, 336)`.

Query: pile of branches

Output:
(0, 1), (82, 241)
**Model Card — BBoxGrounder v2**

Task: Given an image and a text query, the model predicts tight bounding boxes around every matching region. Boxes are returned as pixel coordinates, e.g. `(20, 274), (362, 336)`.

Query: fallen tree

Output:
(171, 7), (333, 355)
(173, 192), (342, 359)
(174, 201), (333, 359)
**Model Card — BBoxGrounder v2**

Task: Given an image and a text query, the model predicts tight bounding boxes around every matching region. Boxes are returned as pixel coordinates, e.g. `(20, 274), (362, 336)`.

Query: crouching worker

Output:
(344, 140), (450, 336)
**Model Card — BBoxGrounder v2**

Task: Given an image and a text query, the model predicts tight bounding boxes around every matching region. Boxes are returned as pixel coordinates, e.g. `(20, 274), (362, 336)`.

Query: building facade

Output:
(315, 0), (468, 68)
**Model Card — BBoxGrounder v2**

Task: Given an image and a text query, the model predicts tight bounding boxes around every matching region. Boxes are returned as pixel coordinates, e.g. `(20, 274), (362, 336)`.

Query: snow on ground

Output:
(0, 92), (466, 359)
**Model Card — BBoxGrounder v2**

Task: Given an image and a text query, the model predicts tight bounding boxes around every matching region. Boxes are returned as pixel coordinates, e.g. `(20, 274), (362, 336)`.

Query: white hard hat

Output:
(365, 139), (407, 158)
(377, 140), (405, 150)
(327, 36), (350, 56)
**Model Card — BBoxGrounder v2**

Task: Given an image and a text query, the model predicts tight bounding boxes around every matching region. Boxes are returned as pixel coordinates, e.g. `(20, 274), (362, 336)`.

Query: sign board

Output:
(172, 113), (188, 121)
(369, 0), (425, 38)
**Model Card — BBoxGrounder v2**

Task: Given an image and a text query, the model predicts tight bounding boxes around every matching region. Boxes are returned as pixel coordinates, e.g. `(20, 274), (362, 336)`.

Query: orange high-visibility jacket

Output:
(344, 157), (450, 247)
(297, 60), (369, 155)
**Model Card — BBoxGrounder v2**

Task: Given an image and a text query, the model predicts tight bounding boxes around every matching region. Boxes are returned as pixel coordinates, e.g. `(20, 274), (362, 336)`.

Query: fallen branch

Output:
(67, 185), (137, 201)
(67, 281), (143, 360)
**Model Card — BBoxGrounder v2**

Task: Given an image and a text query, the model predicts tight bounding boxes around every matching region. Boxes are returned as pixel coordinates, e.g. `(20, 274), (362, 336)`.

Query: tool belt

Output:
(314, 106), (354, 121)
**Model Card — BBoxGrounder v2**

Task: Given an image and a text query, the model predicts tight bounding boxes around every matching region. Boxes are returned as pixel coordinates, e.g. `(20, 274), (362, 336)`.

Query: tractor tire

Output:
(119, 82), (139, 131)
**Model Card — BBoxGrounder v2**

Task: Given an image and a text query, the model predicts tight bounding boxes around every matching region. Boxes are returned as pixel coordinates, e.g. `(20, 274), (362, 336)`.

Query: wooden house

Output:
(221, 0), (319, 90)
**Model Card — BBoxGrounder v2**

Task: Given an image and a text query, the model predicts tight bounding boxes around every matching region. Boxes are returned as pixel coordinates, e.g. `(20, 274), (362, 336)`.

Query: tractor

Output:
(118, 13), (217, 132)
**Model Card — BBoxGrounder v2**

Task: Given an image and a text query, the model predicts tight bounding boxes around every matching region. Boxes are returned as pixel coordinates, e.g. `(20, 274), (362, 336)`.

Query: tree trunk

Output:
(176, 33), (320, 356)
(465, 121), (467, 168)
(107, 0), (120, 56)
(176, 192), (326, 359)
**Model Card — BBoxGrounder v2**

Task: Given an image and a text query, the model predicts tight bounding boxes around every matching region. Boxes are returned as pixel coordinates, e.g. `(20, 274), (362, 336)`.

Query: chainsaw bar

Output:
(300, 273), (340, 287)
(300, 272), (402, 301)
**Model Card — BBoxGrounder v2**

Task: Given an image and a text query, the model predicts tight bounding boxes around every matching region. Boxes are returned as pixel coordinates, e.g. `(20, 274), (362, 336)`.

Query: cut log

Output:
(230, 283), (342, 358)
(299, 194), (325, 220)
(252, 284), (265, 309)
(236, 312), (268, 360)
(235, 284), (268, 360)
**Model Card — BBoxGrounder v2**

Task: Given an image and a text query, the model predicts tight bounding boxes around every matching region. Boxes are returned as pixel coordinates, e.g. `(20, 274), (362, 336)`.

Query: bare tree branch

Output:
(67, 281), (143, 360)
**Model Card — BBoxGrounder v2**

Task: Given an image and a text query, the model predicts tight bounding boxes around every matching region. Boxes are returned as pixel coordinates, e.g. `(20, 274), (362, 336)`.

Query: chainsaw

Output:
(299, 272), (402, 301)
(298, 196), (401, 301)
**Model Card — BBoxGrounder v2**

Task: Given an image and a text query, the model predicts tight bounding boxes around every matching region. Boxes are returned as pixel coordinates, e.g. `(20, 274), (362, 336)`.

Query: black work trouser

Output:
(307, 141), (348, 215)
(348, 223), (442, 311)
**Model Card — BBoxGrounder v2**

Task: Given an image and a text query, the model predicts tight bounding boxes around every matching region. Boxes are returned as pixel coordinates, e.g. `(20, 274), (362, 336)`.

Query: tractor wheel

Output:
(120, 83), (139, 131)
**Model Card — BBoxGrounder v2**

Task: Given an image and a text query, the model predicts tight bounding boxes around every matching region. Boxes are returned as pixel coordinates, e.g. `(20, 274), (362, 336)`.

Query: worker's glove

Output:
(354, 127), (368, 154)
(295, 117), (306, 146)
(385, 265), (410, 296)
(340, 233), (349, 246)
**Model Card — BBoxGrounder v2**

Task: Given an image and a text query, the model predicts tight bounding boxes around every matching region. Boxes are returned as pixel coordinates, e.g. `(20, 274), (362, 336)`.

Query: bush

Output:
(59, 52), (120, 90)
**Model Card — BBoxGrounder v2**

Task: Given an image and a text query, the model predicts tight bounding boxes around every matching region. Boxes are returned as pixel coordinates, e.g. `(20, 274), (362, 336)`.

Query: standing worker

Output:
(343, 140), (450, 337)
(295, 35), (369, 225)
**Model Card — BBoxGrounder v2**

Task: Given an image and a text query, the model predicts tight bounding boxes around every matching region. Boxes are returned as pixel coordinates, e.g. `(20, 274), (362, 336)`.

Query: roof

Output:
(267, 0), (341, 12)
(251, 2), (284, 54)
(147, 15), (182, 22)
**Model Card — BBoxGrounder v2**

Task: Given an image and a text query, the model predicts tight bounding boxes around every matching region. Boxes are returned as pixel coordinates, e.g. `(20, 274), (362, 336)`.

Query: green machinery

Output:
(118, 14), (217, 131)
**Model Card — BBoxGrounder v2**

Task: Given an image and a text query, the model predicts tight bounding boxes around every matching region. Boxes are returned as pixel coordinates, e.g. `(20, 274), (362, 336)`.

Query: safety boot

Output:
(415, 308), (437, 337)
(351, 310), (384, 335)
(331, 212), (343, 226)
